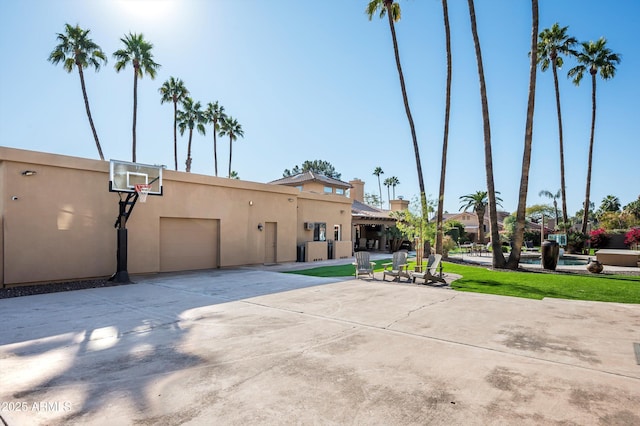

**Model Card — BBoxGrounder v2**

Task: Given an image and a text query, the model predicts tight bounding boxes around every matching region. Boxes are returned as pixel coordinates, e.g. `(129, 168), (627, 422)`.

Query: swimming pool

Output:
(519, 256), (588, 266)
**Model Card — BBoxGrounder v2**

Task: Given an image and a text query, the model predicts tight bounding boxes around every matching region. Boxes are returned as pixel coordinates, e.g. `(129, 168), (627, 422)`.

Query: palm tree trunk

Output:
(385, 2), (428, 227)
(132, 71), (138, 163)
(387, 186), (391, 209)
(228, 136), (233, 178)
(173, 101), (178, 171)
(581, 74), (597, 234)
(377, 176), (383, 209)
(213, 121), (219, 177)
(436, 0), (452, 256)
(476, 207), (485, 244)
(186, 129), (193, 173)
(552, 62), (569, 232)
(506, 0), (538, 270)
(467, 0), (505, 267)
(77, 65), (105, 160)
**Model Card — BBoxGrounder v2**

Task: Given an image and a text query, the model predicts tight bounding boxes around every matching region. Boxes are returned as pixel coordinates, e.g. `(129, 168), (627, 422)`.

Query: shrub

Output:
(566, 231), (587, 253)
(625, 228), (640, 249)
(523, 230), (541, 246)
(590, 228), (609, 248)
(442, 235), (456, 257)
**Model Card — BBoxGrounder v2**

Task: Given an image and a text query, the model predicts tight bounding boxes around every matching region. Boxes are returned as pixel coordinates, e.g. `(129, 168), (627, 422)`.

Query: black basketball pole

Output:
(110, 192), (138, 283)
(110, 176), (159, 283)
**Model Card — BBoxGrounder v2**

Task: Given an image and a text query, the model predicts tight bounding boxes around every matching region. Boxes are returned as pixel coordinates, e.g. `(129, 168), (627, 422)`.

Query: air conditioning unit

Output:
(304, 222), (314, 231)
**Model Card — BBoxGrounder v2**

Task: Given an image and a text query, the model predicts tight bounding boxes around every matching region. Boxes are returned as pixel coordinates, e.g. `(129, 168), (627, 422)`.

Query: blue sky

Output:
(1, 0), (638, 216)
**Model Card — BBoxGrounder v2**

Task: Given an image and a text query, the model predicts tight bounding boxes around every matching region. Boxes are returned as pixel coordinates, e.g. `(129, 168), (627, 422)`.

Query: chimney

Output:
(349, 179), (364, 202)
(390, 198), (409, 212)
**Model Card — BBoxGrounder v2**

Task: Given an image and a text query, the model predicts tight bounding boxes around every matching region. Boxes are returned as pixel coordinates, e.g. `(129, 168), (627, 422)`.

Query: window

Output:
(334, 224), (341, 241)
(314, 223), (327, 241)
(296, 185), (303, 192)
(323, 186), (332, 194)
(335, 188), (344, 195)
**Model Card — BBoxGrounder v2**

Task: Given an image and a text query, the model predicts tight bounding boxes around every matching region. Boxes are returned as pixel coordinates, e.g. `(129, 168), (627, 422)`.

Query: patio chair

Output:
(353, 251), (375, 280)
(524, 241), (538, 252)
(382, 250), (410, 282)
(411, 254), (446, 285)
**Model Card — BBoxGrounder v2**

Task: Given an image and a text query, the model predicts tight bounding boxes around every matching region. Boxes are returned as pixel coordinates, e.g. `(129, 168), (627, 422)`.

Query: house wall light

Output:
(21, 170), (37, 176)
(257, 223), (264, 231)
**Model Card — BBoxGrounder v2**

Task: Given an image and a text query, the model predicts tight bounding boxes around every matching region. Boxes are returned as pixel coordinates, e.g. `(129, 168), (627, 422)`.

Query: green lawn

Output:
(286, 259), (640, 304)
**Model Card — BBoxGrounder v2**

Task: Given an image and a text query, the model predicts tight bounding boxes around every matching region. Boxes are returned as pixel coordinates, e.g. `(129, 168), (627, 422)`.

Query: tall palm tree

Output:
(466, 0), (504, 267)
(204, 101), (227, 177)
(568, 38), (621, 234)
(366, 0), (428, 228)
(506, 0), (539, 270)
(219, 116), (244, 178)
(459, 191), (502, 245)
(537, 23), (577, 233)
(48, 23), (107, 160)
(390, 176), (400, 199)
(159, 77), (189, 171)
(113, 32), (160, 162)
(436, 0), (452, 256)
(177, 97), (206, 173)
(373, 167), (384, 209)
(383, 177), (393, 209)
(539, 189), (561, 228)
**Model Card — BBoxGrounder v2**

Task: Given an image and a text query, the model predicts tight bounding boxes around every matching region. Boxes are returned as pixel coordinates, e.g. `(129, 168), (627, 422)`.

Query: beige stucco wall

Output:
(296, 192), (352, 246)
(1, 147), (351, 285)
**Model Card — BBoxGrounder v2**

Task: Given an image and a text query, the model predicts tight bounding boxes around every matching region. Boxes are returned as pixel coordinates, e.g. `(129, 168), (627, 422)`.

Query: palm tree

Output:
(436, 0), (452, 256)
(219, 116), (244, 178)
(113, 32), (160, 162)
(177, 97), (206, 173)
(366, 0), (428, 229)
(459, 191), (502, 245)
(537, 23), (577, 234)
(390, 176), (400, 199)
(373, 167), (384, 209)
(599, 195), (621, 213)
(383, 177), (393, 209)
(539, 189), (561, 228)
(229, 171), (240, 180)
(506, 0), (539, 270)
(48, 23), (107, 160)
(568, 38), (621, 234)
(159, 77), (189, 171)
(204, 101), (227, 177)
(466, 0), (504, 267)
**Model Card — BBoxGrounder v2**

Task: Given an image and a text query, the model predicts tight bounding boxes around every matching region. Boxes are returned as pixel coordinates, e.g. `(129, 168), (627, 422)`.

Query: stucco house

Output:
(0, 147), (353, 286)
(269, 174), (408, 252)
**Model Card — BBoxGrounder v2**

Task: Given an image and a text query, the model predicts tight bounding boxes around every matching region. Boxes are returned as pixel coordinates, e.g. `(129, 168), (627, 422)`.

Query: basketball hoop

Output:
(134, 184), (152, 203)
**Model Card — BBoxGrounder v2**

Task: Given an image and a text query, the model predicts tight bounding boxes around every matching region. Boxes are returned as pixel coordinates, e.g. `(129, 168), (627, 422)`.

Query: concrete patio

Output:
(1, 266), (639, 425)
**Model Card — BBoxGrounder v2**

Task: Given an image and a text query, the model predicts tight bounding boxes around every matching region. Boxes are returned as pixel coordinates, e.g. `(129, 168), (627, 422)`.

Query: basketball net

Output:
(134, 184), (152, 203)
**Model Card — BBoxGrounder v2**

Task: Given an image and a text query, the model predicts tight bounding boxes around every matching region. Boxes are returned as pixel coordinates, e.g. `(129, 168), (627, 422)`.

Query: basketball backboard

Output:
(109, 160), (163, 195)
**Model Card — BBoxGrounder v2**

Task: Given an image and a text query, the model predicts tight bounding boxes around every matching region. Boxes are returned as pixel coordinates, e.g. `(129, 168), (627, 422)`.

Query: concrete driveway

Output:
(1, 268), (639, 425)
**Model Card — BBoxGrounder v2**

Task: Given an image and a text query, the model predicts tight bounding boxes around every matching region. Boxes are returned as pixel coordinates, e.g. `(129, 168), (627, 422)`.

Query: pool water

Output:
(519, 257), (588, 266)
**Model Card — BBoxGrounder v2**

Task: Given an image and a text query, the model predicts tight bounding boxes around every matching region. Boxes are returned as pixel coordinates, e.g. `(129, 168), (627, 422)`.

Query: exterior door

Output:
(264, 222), (277, 264)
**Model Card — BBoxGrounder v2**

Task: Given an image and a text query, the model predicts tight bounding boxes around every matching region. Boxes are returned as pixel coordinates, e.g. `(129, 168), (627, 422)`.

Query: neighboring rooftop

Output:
(351, 199), (395, 221)
(269, 171), (352, 190)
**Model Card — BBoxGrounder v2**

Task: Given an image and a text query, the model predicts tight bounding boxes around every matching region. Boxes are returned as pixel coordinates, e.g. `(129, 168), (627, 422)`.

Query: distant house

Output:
(443, 211), (551, 243)
(442, 211), (511, 243)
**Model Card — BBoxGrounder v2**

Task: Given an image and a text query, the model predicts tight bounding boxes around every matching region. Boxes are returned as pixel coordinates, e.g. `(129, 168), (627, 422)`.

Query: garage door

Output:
(160, 218), (219, 272)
